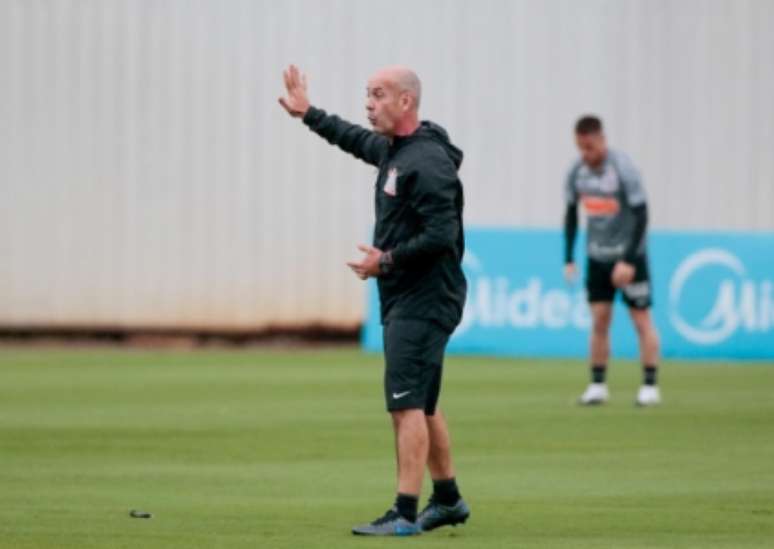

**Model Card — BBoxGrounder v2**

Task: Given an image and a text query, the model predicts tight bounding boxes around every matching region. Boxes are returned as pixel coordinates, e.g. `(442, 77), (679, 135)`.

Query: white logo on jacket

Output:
(383, 168), (398, 196)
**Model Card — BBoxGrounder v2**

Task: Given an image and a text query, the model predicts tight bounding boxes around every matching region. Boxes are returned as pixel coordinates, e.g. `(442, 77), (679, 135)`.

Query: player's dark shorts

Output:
(586, 255), (652, 309)
(382, 318), (450, 416)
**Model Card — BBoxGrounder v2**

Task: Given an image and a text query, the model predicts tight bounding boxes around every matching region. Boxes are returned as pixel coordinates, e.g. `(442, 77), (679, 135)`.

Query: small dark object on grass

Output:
(129, 510), (153, 519)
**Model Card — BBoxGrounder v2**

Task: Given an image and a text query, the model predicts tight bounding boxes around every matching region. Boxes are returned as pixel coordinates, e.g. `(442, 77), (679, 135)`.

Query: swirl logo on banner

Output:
(669, 249), (773, 346)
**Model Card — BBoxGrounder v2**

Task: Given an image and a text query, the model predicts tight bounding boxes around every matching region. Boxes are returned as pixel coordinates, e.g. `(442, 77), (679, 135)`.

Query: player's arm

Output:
(563, 164), (580, 282)
(623, 204), (647, 264)
(619, 155), (648, 264)
(612, 204), (647, 288)
(385, 158), (460, 270)
(612, 154), (648, 286)
(279, 64), (388, 167)
(564, 203), (578, 264)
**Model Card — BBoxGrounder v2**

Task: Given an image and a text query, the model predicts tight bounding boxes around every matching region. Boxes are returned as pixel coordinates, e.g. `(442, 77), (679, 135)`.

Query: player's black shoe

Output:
(417, 496), (470, 532)
(351, 507), (421, 536)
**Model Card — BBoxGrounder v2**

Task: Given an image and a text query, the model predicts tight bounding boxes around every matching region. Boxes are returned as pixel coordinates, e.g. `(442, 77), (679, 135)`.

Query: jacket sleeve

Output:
(623, 204), (648, 263)
(564, 203), (578, 264)
(563, 162), (580, 264)
(616, 152), (647, 207)
(389, 156), (461, 268)
(615, 152), (648, 262)
(302, 106), (389, 167)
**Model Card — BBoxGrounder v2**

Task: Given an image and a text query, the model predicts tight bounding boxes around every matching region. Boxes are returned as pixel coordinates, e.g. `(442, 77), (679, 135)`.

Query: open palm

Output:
(278, 64), (310, 118)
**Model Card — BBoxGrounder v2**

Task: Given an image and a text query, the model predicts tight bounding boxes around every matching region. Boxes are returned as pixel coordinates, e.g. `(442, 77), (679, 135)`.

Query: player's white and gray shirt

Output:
(565, 149), (647, 262)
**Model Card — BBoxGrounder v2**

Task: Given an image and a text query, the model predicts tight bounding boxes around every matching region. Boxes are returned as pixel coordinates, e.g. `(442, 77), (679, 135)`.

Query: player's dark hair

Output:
(575, 115), (603, 135)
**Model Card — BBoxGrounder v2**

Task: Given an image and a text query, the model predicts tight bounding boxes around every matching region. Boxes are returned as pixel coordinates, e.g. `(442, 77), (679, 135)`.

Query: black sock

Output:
(643, 365), (658, 386)
(432, 478), (461, 506)
(591, 364), (607, 384)
(395, 493), (418, 522)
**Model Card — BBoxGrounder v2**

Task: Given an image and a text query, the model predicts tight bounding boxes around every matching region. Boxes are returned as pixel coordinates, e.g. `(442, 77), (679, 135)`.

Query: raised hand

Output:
(278, 64), (310, 118)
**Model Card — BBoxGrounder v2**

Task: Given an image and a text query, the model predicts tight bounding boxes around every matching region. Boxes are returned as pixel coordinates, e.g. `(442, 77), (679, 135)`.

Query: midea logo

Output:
(456, 252), (589, 336)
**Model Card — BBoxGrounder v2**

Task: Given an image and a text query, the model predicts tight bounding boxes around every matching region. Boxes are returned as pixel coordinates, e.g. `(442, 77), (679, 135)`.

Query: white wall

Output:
(0, 0), (772, 329)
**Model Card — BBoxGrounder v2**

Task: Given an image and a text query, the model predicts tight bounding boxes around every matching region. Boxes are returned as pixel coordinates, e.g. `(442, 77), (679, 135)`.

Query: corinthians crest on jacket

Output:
(383, 167), (398, 196)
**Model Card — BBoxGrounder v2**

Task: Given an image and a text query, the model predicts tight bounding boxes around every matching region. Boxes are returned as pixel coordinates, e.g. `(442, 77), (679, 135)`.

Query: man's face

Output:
(366, 74), (410, 136)
(575, 132), (607, 167)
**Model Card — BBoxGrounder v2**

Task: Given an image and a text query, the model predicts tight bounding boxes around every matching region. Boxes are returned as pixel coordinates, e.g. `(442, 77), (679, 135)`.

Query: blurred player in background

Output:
(564, 115), (662, 407)
(279, 65), (470, 536)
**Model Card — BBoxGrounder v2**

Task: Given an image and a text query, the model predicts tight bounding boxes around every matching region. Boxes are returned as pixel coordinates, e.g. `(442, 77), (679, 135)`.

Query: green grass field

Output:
(1, 347), (773, 549)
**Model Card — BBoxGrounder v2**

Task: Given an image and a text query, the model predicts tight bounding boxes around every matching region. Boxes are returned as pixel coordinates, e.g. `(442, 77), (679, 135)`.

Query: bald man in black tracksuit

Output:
(280, 64), (470, 537)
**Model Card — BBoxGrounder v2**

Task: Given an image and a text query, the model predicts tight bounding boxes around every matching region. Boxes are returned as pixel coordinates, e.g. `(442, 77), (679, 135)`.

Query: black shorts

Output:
(382, 319), (450, 415)
(586, 255), (652, 310)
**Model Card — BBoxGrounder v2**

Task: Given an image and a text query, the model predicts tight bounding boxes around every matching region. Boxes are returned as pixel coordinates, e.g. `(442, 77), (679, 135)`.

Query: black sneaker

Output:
(351, 507), (421, 536)
(417, 496), (470, 532)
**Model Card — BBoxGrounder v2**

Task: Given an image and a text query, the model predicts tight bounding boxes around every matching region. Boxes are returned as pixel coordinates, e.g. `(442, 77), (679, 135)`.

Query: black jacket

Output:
(303, 106), (467, 333)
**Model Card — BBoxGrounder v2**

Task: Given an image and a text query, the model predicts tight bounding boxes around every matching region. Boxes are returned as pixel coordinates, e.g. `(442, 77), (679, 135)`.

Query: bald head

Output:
(366, 66), (422, 136)
(370, 66), (422, 110)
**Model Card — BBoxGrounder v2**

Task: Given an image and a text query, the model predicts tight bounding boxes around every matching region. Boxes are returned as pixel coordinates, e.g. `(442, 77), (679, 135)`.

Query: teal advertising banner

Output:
(363, 229), (774, 359)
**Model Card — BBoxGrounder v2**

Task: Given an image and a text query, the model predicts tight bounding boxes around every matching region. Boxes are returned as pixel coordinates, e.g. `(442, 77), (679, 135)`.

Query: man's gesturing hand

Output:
(346, 244), (384, 280)
(278, 64), (310, 118)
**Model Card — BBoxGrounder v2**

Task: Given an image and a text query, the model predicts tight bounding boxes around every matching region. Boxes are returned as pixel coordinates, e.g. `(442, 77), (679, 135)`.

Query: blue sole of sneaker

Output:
(423, 512), (470, 532)
(351, 528), (421, 536)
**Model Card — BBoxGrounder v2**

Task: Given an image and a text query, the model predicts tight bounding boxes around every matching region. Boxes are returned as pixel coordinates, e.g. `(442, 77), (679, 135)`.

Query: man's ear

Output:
(400, 92), (412, 112)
